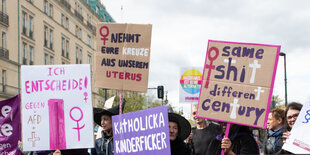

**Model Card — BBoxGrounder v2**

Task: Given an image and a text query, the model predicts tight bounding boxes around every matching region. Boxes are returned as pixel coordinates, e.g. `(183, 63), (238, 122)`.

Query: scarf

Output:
(268, 126), (283, 150)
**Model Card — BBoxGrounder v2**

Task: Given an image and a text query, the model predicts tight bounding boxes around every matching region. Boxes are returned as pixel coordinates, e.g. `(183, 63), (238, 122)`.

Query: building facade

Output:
(0, 0), (114, 106)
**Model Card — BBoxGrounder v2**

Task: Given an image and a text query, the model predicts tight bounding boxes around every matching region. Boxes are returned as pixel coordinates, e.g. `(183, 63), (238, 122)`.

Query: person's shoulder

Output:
(208, 122), (221, 132)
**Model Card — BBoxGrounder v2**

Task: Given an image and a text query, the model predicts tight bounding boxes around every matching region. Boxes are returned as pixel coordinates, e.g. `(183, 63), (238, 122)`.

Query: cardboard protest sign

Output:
(197, 40), (280, 128)
(0, 94), (21, 155)
(95, 23), (152, 92)
(21, 65), (94, 151)
(282, 103), (310, 153)
(112, 105), (170, 155)
(179, 67), (203, 103)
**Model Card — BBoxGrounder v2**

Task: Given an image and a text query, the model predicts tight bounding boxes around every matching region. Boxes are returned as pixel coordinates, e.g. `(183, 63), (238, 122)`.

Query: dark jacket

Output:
(263, 127), (284, 154)
(206, 125), (259, 155)
(171, 138), (191, 155)
(92, 131), (114, 155)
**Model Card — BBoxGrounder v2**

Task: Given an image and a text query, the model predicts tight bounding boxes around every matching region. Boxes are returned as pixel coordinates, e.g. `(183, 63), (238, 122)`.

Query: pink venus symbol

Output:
(83, 92), (88, 103)
(70, 107), (85, 141)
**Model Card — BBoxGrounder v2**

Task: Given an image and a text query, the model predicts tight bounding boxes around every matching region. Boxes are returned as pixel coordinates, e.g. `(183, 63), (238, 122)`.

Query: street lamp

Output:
(279, 52), (288, 106)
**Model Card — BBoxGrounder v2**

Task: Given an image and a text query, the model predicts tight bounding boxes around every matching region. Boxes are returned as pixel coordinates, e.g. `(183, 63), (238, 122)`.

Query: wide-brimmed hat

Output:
(94, 99), (126, 126)
(168, 113), (191, 140)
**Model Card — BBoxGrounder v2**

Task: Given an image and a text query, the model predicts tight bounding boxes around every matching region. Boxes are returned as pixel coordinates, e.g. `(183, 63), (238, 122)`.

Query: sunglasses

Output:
(287, 113), (299, 120)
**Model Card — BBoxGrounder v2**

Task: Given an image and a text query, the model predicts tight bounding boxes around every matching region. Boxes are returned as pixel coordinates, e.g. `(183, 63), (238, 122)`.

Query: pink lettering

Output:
(73, 80), (78, 89)
(50, 80), (56, 91)
(125, 72), (130, 80)
(55, 80), (61, 90)
(48, 67), (65, 76)
(84, 76), (88, 89)
(79, 78), (83, 90)
(45, 80), (50, 90)
(112, 71), (118, 78)
(48, 67), (52, 76)
(25, 81), (30, 94)
(38, 80), (44, 91)
(119, 72), (124, 79)
(62, 80), (67, 91)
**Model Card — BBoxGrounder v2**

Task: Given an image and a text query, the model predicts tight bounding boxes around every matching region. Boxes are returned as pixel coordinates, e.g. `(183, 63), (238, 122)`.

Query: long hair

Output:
(284, 102), (302, 131)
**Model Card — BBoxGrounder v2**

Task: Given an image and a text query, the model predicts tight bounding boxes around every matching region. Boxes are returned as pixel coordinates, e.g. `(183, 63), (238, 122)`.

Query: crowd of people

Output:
(18, 101), (303, 155)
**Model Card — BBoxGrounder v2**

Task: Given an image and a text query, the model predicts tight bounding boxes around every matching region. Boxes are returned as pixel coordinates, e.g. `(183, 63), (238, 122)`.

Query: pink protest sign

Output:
(21, 64), (94, 151)
(197, 40), (280, 128)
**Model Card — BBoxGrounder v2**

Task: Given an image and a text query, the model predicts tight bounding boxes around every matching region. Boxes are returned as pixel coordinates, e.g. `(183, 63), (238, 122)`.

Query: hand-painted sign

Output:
(21, 65), (94, 151)
(282, 103), (310, 153)
(179, 67), (203, 103)
(197, 40), (280, 128)
(95, 23), (152, 92)
(112, 105), (170, 155)
(0, 94), (21, 155)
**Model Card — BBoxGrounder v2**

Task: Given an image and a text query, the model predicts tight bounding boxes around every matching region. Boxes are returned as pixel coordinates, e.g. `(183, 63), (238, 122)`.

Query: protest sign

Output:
(0, 94), (21, 155)
(112, 105), (170, 155)
(95, 23), (152, 92)
(179, 67), (203, 103)
(197, 40), (280, 128)
(21, 64), (94, 151)
(282, 103), (310, 153)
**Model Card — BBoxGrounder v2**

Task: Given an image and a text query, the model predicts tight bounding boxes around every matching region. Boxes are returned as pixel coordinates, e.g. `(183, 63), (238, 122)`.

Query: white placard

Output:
(21, 64), (94, 151)
(282, 103), (310, 153)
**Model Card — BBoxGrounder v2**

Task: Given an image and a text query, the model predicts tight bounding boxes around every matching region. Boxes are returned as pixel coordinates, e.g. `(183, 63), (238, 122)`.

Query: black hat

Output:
(94, 99), (126, 126)
(168, 113), (191, 141)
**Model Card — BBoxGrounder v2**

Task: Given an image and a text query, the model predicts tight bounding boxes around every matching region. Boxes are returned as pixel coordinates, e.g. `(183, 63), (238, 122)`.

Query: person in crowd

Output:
(91, 101), (125, 155)
(168, 113), (191, 155)
(206, 123), (259, 155)
(262, 108), (285, 154)
(188, 110), (220, 155)
(279, 102), (303, 154)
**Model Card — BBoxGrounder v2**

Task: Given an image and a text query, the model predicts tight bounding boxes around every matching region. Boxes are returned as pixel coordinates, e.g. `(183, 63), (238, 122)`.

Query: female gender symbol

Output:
(204, 47), (219, 89)
(70, 107), (85, 141)
(100, 26), (109, 45)
(83, 92), (88, 103)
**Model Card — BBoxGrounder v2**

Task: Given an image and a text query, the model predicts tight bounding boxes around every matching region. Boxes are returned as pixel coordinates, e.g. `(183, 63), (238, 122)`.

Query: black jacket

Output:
(170, 138), (191, 155)
(91, 131), (114, 155)
(263, 128), (284, 154)
(206, 125), (259, 155)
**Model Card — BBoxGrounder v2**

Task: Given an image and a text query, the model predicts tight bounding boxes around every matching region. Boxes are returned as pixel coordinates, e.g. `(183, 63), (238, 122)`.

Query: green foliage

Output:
(271, 95), (285, 110)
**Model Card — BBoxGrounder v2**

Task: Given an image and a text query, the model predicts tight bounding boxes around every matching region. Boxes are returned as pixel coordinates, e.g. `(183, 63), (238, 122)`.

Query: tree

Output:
(270, 95), (285, 110)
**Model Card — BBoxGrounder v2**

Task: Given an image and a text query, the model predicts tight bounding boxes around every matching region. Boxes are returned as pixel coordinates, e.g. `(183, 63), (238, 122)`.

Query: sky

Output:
(101, 0), (310, 118)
